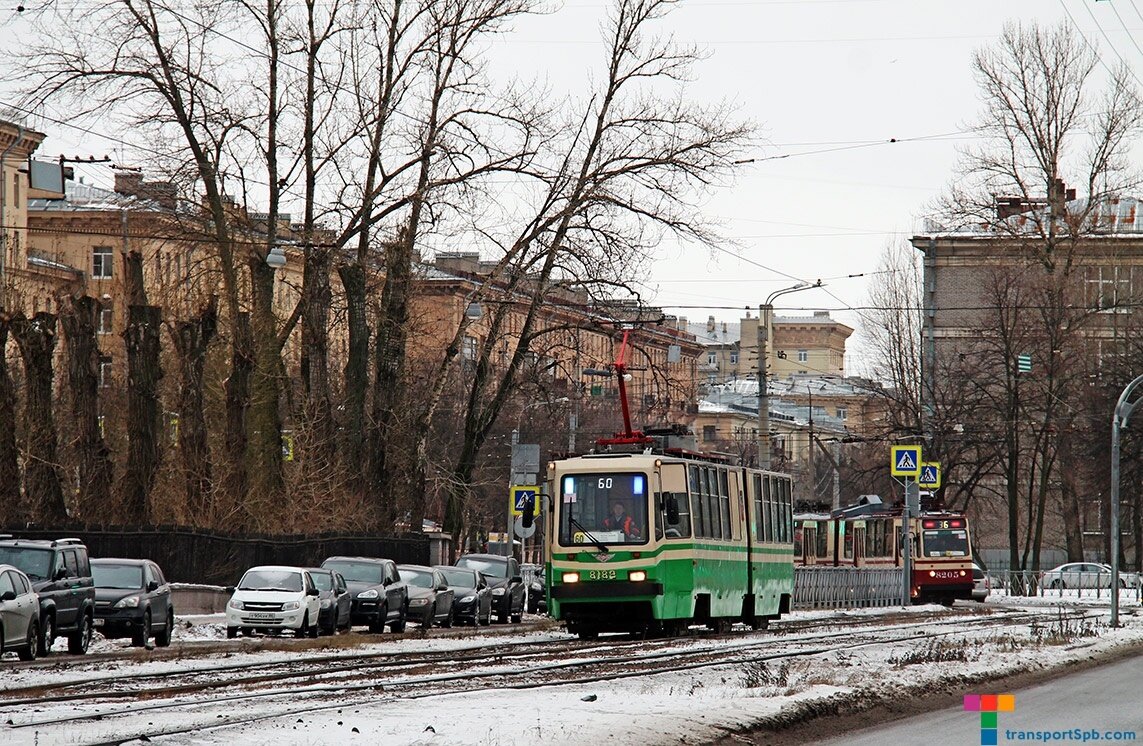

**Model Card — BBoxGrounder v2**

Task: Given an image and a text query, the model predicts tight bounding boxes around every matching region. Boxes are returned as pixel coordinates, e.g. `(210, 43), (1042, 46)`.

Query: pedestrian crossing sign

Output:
(891, 445), (921, 477)
(918, 462), (941, 489)
(510, 486), (539, 517)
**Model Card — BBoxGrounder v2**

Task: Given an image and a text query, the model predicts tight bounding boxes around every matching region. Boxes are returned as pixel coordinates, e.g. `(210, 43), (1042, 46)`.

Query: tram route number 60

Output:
(587, 570), (616, 580)
(598, 478), (613, 489)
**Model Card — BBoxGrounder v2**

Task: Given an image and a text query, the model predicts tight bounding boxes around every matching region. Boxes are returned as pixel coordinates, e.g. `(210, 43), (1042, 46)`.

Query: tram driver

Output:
(602, 499), (641, 539)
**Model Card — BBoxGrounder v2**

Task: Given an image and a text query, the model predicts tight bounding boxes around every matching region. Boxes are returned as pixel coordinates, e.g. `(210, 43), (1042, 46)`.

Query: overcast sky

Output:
(487, 0), (1109, 373)
(6, 0), (1135, 373)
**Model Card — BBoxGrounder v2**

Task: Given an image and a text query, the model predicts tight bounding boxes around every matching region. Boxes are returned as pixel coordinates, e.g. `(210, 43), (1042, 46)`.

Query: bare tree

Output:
(59, 295), (114, 519)
(0, 314), (20, 522)
(923, 21), (1143, 571)
(10, 311), (67, 524)
(424, 0), (752, 546)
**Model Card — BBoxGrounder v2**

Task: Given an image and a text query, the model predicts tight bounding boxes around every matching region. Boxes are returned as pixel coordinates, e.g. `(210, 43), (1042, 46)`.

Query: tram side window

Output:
(771, 477), (786, 543)
(761, 475), (772, 542)
(698, 468), (710, 539)
(719, 469), (731, 540)
(781, 477), (790, 541)
(708, 467), (723, 540)
(843, 521), (854, 559)
(659, 489), (692, 539)
(752, 473), (764, 541)
(815, 522), (828, 557)
(866, 520), (886, 558)
(689, 466), (705, 538)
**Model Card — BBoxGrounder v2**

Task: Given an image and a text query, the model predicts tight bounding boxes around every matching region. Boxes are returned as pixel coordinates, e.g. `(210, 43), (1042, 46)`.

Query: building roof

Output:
(28, 178), (146, 212)
(920, 196), (1143, 237)
(698, 378), (850, 434)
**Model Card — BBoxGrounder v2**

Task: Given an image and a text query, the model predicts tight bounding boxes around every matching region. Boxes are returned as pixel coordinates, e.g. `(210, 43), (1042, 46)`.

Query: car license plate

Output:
(247, 613), (276, 619)
(93, 618), (105, 627)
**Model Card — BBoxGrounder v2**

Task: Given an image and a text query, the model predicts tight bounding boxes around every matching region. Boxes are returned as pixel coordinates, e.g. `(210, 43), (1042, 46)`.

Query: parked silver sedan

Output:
(1041, 562), (1142, 590)
(0, 564), (40, 661)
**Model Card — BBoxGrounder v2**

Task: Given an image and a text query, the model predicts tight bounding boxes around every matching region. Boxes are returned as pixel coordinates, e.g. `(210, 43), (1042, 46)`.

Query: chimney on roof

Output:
(814, 311), (829, 318)
(435, 252), (481, 275)
(141, 181), (177, 210)
(114, 171), (143, 196)
(706, 315), (715, 333)
(721, 321), (727, 334)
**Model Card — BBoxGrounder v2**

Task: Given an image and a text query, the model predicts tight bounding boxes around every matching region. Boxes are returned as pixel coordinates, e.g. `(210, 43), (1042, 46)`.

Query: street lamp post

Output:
(757, 280), (823, 469)
(1110, 374), (1143, 627)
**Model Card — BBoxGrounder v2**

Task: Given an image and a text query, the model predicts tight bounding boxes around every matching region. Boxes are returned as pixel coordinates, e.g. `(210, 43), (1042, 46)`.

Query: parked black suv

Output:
(320, 556), (408, 633)
(0, 537), (96, 655)
(91, 558), (174, 647)
(455, 554), (525, 624)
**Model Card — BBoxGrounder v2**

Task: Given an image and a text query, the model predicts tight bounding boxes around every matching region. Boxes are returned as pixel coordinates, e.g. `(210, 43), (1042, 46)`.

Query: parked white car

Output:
(226, 566), (321, 639)
(0, 564), (40, 661)
(1041, 562), (1142, 590)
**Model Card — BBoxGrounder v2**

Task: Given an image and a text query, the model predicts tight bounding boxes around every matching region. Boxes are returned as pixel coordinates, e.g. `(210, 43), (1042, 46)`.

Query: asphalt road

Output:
(820, 652), (1143, 745)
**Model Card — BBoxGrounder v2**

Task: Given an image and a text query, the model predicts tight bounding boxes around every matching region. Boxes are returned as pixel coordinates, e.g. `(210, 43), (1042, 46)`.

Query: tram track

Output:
(0, 604), (1017, 705)
(1, 606), (1099, 745)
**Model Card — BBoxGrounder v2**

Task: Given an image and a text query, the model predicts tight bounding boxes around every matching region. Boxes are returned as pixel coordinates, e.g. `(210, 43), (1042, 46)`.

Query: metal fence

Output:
(0, 526), (432, 586)
(794, 567), (903, 609)
(986, 569), (1143, 604)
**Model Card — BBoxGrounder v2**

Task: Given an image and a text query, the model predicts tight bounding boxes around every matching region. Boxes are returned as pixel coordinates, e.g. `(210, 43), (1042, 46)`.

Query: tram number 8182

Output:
(587, 570), (617, 580)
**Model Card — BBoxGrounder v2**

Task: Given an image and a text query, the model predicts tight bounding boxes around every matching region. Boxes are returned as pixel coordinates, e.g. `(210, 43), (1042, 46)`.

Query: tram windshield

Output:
(557, 472), (650, 547)
(920, 528), (969, 557)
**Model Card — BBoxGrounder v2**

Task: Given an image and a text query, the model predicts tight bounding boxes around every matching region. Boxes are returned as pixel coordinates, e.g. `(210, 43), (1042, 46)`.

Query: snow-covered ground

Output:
(4, 599), (1142, 745)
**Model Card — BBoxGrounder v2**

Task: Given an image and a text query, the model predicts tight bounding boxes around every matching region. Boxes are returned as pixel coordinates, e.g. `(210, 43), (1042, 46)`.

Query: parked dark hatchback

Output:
(320, 557), (408, 633)
(306, 567), (351, 635)
(0, 537), (95, 655)
(397, 565), (454, 628)
(455, 554), (525, 624)
(91, 559), (174, 647)
(434, 565), (492, 626)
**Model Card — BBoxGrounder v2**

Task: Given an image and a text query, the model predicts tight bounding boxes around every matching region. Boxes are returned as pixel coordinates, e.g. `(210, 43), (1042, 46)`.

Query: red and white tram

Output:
(794, 495), (974, 604)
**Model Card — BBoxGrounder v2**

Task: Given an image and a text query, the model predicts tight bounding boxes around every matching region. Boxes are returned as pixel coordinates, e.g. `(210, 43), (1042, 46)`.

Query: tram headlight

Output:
(929, 571), (936, 577)
(960, 570), (967, 577)
(629, 571), (646, 582)
(562, 572), (580, 584)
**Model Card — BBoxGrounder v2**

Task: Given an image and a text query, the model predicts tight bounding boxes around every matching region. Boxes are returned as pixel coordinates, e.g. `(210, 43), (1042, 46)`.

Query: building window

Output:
(92, 246), (113, 279)
(797, 349), (808, 363)
(837, 407), (848, 421)
(730, 351), (739, 364)
(707, 352), (717, 365)
(98, 304), (113, 335)
(99, 355), (112, 387)
(1086, 265), (1134, 311)
(463, 335), (478, 361)
(703, 425), (717, 442)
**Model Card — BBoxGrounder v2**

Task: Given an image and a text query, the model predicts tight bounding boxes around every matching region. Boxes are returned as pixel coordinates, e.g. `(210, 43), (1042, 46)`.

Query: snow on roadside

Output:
(5, 602), (1143, 745)
(159, 604), (1143, 745)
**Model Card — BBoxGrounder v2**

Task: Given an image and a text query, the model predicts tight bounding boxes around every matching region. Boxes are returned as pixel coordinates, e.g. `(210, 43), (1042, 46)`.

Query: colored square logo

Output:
(965, 693), (1014, 745)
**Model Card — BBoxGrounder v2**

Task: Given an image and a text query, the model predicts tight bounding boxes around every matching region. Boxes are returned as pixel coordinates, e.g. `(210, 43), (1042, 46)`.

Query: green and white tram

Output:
(544, 449), (795, 638)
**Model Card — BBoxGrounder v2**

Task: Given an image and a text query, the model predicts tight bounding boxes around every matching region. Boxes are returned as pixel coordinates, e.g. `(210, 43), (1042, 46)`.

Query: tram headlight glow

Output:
(960, 570), (967, 577)
(929, 571), (936, 577)
(562, 572), (580, 584)
(629, 571), (646, 582)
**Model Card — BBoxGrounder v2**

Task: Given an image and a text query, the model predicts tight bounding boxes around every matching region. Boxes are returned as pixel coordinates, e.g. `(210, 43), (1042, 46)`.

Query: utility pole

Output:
(757, 280), (823, 470)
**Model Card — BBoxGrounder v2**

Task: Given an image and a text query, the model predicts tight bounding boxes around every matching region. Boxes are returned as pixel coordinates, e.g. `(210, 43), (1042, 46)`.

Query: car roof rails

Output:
(52, 538), (85, 547)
